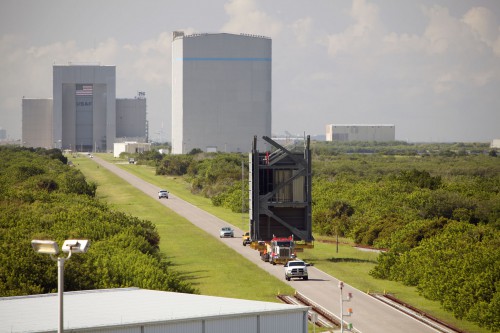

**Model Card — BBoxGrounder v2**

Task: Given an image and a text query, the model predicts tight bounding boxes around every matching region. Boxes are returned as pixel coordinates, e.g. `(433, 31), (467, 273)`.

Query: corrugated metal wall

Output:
(145, 321), (202, 333)
(260, 312), (306, 333)
(82, 311), (306, 333)
(89, 326), (140, 333)
(206, 315), (256, 333)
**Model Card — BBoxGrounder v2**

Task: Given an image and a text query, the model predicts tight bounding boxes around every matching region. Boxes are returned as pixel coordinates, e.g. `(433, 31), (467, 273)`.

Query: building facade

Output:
(326, 124), (395, 142)
(22, 98), (53, 148)
(53, 65), (116, 152)
(116, 97), (147, 141)
(22, 65), (147, 152)
(171, 32), (272, 154)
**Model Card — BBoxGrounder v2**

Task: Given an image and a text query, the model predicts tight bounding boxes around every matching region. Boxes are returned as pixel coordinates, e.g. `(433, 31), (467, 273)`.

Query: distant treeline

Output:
(0, 146), (195, 297)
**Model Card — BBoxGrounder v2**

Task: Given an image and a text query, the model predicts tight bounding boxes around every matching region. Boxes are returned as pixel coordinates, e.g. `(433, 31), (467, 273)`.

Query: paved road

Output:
(91, 156), (439, 333)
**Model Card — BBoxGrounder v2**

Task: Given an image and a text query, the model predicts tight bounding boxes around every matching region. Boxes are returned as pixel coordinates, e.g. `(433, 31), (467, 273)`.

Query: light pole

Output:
(338, 281), (353, 332)
(31, 239), (90, 333)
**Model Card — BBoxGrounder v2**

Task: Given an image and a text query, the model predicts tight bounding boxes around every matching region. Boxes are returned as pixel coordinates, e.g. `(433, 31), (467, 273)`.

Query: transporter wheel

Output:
(286, 276), (291, 281)
(303, 276), (309, 280)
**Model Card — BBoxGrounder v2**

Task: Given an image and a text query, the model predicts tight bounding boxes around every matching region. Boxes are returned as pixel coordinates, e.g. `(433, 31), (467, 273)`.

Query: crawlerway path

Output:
(90, 155), (442, 333)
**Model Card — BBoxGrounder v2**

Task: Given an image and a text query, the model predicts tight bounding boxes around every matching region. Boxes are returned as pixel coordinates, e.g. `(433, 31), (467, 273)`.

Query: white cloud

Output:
(221, 0), (283, 37)
(1, 0), (498, 142)
(433, 71), (460, 94)
(129, 32), (172, 86)
(291, 17), (312, 47)
(494, 34), (500, 57)
(322, 1), (500, 93)
(325, 0), (384, 57)
(462, 6), (498, 47)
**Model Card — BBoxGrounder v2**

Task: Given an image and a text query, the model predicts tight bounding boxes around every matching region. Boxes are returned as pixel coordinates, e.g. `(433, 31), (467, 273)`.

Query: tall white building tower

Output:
(171, 32), (272, 154)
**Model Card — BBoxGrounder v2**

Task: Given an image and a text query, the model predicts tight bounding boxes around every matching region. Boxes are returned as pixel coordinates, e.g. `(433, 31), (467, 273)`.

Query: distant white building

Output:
(326, 124), (395, 142)
(171, 32), (272, 154)
(491, 139), (500, 149)
(0, 288), (309, 333)
(113, 142), (151, 157)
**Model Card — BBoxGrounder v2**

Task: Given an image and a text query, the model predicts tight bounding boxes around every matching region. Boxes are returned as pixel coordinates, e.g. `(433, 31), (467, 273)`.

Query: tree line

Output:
(311, 147), (499, 332)
(0, 146), (195, 296)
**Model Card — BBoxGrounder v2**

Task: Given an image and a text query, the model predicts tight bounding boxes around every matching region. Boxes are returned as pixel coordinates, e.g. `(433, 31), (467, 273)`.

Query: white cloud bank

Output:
(0, 0), (498, 142)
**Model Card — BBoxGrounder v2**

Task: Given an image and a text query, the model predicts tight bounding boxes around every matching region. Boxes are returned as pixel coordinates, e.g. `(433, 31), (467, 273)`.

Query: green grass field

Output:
(72, 155), (293, 302)
(73, 153), (486, 333)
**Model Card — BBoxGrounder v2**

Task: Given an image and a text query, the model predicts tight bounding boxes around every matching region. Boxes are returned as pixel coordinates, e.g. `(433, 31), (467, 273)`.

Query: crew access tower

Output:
(249, 136), (314, 255)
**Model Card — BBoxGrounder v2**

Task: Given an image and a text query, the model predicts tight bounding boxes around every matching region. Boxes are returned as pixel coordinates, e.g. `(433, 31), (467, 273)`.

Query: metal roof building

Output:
(326, 124), (396, 142)
(0, 288), (309, 333)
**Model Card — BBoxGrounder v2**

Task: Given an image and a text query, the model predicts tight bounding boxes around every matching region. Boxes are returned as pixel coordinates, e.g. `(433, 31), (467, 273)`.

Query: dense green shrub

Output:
(372, 222), (500, 331)
(0, 147), (195, 296)
(154, 152), (247, 207)
(309, 145), (499, 331)
(156, 154), (193, 175)
(141, 142), (500, 330)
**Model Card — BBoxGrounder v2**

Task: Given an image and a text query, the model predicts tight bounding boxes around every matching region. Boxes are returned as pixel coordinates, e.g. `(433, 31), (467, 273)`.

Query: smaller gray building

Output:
(0, 288), (309, 333)
(116, 98), (147, 141)
(22, 98), (53, 148)
(326, 124), (395, 142)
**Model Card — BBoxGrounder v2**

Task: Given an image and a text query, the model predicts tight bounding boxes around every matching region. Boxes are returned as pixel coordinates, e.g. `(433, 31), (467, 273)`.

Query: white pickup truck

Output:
(284, 260), (309, 281)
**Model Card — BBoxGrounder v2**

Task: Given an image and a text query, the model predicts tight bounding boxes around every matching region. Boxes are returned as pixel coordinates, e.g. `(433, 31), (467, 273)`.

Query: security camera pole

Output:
(31, 239), (90, 333)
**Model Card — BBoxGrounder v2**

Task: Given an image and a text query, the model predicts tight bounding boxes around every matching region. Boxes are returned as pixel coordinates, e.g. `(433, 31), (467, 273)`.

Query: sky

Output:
(1, 0), (499, 143)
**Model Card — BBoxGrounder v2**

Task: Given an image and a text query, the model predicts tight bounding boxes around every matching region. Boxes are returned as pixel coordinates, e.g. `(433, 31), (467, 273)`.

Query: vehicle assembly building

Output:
(53, 65), (116, 152)
(326, 124), (395, 142)
(171, 32), (272, 154)
(22, 64), (147, 151)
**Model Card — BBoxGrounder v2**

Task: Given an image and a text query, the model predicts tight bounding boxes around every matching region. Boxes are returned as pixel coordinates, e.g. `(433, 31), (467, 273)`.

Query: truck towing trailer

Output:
(254, 236), (296, 265)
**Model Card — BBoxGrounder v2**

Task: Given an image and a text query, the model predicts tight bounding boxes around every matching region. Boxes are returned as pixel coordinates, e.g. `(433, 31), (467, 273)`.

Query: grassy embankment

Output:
(75, 153), (486, 333)
(72, 154), (293, 302)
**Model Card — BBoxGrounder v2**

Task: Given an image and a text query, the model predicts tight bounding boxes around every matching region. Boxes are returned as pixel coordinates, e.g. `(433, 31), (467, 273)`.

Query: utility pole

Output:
(339, 281), (353, 332)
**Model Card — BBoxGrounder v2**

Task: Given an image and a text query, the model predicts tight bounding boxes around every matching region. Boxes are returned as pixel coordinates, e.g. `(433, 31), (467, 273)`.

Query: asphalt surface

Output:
(91, 156), (439, 333)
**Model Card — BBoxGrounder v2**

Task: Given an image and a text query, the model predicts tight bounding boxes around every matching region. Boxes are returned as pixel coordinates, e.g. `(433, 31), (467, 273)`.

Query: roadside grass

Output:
(97, 153), (249, 231)
(72, 155), (293, 302)
(82, 154), (485, 333)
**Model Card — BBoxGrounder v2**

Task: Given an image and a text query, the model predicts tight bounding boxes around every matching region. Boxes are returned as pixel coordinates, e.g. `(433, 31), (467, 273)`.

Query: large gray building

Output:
(53, 65), (116, 152)
(22, 65), (146, 151)
(171, 32), (272, 154)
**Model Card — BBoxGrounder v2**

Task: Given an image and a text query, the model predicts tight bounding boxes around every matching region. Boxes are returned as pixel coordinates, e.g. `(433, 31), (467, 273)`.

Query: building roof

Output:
(174, 32), (270, 40)
(328, 124), (395, 127)
(0, 288), (308, 332)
